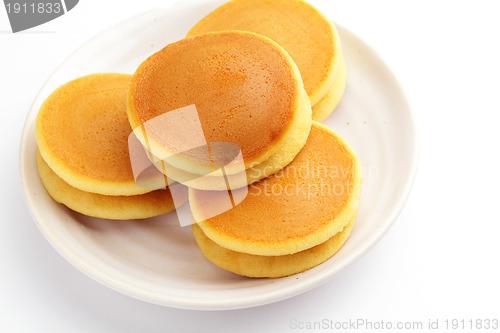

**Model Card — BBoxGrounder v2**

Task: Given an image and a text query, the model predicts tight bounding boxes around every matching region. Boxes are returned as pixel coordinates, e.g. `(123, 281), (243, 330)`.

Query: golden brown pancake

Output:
(312, 56), (347, 122)
(36, 73), (150, 196)
(37, 150), (186, 220)
(190, 122), (362, 256)
(187, 0), (342, 106)
(192, 216), (355, 278)
(127, 31), (311, 177)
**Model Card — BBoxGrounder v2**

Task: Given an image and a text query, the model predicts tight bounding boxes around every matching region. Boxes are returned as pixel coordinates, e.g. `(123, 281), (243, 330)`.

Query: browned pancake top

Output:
(128, 31), (300, 163)
(37, 73), (135, 183)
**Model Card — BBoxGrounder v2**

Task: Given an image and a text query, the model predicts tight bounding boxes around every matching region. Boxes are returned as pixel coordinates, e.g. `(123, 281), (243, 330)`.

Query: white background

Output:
(2, 0), (499, 332)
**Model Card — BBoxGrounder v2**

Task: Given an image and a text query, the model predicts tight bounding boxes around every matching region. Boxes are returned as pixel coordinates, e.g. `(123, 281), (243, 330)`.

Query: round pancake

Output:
(37, 150), (186, 220)
(192, 215), (355, 278)
(312, 56), (347, 122)
(187, 0), (341, 105)
(128, 31), (311, 176)
(148, 93), (311, 190)
(190, 122), (362, 256)
(36, 73), (149, 196)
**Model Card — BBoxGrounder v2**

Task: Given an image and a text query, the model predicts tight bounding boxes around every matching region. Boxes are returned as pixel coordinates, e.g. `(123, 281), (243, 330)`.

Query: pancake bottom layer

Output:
(36, 73), (150, 196)
(192, 215), (355, 278)
(37, 151), (186, 220)
(312, 56), (347, 122)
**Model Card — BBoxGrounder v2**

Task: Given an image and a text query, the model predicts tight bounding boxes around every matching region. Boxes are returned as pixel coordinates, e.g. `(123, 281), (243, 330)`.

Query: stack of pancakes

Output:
(36, 0), (360, 278)
(36, 74), (186, 220)
(190, 122), (361, 277)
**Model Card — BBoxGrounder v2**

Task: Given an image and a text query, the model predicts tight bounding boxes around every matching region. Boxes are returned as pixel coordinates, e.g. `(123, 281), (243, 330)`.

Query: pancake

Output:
(190, 122), (362, 256)
(312, 55), (347, 122)
(187, 0), (342, 106)
(192, 215), (355, 278)
(36, 73), (150, 196)
(127, 31), (311, 177)
(37, 150), (186, 220)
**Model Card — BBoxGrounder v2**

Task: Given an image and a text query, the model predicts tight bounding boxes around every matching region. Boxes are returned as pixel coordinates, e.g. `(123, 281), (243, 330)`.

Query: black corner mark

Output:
(3, 0), (79, 33)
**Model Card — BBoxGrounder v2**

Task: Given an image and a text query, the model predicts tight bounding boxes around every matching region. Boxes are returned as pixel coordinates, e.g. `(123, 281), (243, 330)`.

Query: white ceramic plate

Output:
(19, 0), (417, 310)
